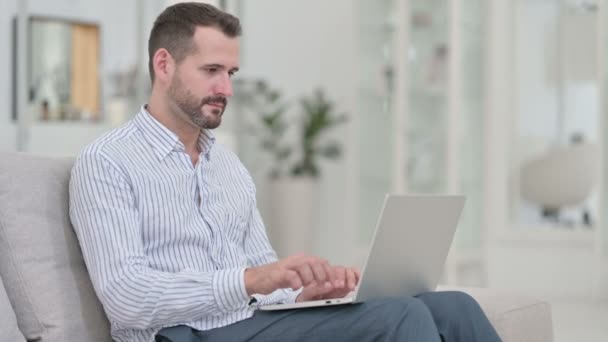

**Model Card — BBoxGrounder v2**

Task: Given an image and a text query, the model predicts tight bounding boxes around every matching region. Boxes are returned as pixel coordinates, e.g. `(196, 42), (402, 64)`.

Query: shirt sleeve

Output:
(69, 150), (250, 330)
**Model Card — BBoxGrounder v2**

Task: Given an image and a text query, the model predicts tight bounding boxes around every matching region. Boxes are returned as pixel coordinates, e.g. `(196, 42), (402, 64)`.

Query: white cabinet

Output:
(353, 0), (607, 297)
(353, 0), (485, 285)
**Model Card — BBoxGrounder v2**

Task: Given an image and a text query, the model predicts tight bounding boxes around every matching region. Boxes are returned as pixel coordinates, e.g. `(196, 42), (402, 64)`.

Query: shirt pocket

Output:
(219, 189), (253, 241)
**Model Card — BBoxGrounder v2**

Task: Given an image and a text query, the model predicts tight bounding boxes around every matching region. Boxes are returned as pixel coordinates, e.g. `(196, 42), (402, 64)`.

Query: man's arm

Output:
(69, 150), (250, 330)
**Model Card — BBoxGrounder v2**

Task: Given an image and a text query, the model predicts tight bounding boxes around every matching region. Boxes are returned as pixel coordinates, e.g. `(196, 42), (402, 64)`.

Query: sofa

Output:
(0, 152), (554, 341)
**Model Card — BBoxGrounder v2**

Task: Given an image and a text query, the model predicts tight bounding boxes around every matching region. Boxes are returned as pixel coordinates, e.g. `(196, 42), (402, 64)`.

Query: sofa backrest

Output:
(0, 274), (26, 341)
(0, 152), (112, 341)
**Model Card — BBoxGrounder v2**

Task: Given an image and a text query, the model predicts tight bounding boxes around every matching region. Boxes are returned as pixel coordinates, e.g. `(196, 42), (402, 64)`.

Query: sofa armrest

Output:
(438, 286), (553, 342)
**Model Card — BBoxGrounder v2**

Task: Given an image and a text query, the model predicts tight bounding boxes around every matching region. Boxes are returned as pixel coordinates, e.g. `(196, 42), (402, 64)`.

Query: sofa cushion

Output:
(0, 275), (26, 342)
(439, 286), (554, 342)
(0, 152), (111, 341)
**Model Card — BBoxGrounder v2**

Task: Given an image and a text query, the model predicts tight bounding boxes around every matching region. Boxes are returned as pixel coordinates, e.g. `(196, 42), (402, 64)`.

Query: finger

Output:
(326, 286), (349, 299)
(300, 281), (333, 302)
(296, 264), (315, 286)
(346, 268), (356, 290)
(334, 266), (346, 288)
(311, 260), (327, 284)
(354, 267), (361, 286)
(312, 281), (334, 297)
(283, 269), (302, 290)
(323, 262), (336, 287)
(283, 253), (311, 268)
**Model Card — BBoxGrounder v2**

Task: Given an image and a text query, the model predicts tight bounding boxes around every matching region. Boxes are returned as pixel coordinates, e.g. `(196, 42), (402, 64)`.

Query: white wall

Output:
(0, 0), (166, 155)
(238, 0), (357, 264)
(0, 0), (16, 151)
(0, 0), (16, 154)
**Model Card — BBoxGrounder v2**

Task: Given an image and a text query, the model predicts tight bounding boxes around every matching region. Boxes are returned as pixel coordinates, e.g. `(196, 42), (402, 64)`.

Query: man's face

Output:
(167, 26), (239, 129)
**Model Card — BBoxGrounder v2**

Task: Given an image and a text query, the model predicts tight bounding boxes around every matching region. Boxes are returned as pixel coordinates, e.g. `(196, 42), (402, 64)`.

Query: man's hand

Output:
(295, 266), (360, 303)
(244, 254), (335, 296)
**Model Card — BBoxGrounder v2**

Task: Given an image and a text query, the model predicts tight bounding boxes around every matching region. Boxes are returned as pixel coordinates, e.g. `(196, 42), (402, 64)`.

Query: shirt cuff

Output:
(252, 287), (303, 307)
(284, 287), (303, 304)
(212, 268), (250, 313)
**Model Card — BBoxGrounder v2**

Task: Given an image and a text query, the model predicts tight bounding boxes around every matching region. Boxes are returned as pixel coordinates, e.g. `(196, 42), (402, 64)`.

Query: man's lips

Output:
(206, 102), (224, 109)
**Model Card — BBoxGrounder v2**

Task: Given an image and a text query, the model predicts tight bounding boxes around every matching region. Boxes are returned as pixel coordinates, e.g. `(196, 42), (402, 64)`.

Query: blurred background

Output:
(1, 0), (607, 339)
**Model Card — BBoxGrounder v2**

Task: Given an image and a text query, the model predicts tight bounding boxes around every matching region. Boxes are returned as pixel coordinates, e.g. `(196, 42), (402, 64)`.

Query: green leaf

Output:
(318, 143), (342, 159)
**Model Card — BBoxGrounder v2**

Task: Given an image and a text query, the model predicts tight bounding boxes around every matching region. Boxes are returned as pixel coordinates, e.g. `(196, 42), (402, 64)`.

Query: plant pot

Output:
(267, 177), (319, 258)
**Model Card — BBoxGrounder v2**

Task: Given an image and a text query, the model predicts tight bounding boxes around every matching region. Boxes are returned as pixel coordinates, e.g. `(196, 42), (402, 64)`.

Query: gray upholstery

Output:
(0, 275), (26, 342)
(0, 152), (111, 341)
(0, 151), (553, 341)
(439, 286), (554, 342)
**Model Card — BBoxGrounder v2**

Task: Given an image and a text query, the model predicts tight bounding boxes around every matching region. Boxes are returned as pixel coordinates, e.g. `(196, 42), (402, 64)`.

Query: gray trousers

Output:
(155, 291), (502, 342)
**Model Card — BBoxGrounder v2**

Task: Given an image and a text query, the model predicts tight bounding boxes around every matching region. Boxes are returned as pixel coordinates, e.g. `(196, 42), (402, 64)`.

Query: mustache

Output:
(201, 96), (227, 107)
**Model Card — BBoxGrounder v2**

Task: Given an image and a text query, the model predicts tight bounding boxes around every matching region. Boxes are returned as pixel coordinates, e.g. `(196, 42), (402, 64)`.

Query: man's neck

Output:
(146, 96), (201, 155)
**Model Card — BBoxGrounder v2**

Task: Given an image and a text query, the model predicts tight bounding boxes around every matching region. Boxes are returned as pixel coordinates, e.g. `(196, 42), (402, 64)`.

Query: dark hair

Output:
(148, 2), (241, 82)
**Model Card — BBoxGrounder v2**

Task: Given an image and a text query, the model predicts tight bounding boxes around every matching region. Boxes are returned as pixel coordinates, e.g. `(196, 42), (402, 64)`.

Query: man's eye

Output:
(228, 71), (235, 78)
(206, 68), (218, 74)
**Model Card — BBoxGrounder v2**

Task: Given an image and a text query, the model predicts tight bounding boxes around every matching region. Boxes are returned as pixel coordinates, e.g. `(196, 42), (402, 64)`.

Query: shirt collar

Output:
(134, 106), (216, 161)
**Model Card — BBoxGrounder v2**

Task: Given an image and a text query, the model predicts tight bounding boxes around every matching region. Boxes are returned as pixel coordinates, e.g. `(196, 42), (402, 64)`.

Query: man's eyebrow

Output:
(201, 64), (239, 72)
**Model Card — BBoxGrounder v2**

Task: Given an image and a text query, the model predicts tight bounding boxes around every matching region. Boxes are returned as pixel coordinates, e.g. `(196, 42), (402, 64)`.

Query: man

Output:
(69, 3), (501, 342)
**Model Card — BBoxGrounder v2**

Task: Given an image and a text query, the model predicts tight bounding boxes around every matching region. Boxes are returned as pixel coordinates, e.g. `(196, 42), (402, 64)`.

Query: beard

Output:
(167, 75), (228, 129)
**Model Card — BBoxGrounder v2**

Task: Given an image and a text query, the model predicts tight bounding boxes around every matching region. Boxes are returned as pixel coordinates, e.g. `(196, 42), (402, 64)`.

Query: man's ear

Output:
(153, 48), (175, 83)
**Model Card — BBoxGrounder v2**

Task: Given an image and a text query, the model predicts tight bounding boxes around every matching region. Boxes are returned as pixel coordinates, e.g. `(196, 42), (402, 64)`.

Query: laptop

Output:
(259, 194), (465, 311)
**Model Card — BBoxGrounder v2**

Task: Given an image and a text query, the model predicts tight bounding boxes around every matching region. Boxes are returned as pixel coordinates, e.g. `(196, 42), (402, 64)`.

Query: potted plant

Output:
(232, 79), (292, 178)
(291, 89), (347, 177)
(234, 80), (347, 256)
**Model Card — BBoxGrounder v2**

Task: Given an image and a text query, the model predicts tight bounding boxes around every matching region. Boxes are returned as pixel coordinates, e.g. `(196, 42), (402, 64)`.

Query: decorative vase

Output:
(267, 176), (319, 258)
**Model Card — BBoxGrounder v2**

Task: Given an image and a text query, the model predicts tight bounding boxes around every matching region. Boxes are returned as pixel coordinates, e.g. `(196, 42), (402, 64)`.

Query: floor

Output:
(550, 298), (608, 341)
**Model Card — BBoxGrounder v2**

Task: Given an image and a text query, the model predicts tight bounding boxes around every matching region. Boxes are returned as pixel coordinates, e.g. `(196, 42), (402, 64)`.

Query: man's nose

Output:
(214, 73), (233, 97)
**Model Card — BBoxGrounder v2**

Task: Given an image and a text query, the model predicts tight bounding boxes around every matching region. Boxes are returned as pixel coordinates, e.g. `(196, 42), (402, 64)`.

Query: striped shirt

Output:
(69, 107), (299, 342)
